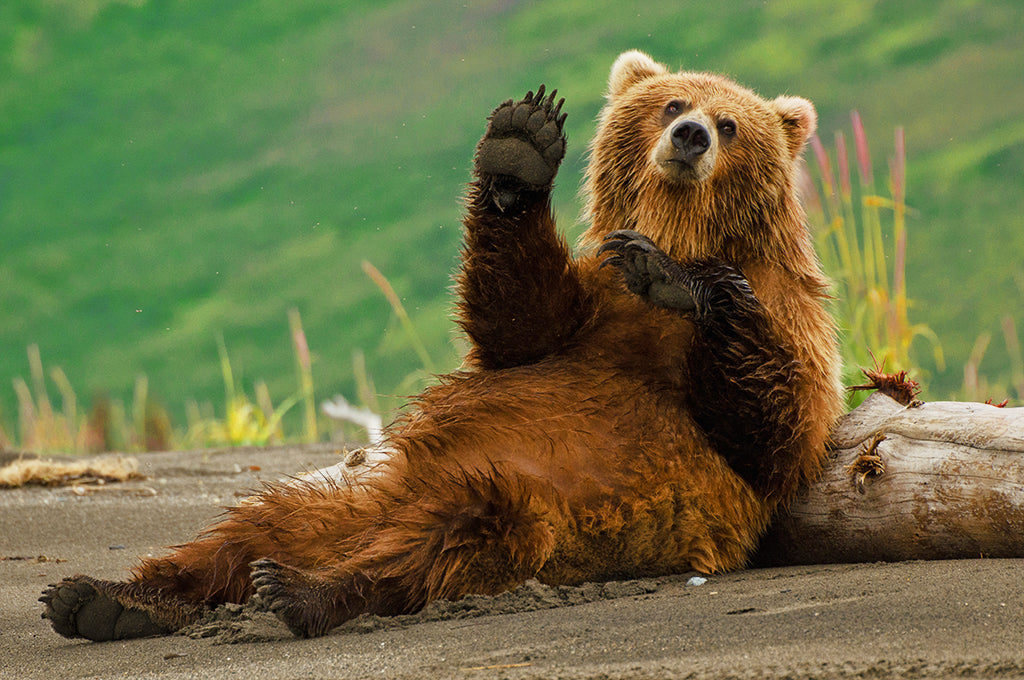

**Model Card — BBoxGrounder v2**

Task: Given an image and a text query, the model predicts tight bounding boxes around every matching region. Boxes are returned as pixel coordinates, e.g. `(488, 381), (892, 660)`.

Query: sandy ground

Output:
(2, 444), (1023, 680)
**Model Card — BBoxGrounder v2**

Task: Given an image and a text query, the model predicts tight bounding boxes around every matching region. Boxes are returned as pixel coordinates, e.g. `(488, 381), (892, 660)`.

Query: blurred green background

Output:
(2, 0), (1023, 442)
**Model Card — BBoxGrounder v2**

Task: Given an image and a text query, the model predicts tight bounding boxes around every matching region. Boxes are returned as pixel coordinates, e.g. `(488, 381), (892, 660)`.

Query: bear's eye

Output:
(717, 119), (737, 138)
(664, 100), (687, 118)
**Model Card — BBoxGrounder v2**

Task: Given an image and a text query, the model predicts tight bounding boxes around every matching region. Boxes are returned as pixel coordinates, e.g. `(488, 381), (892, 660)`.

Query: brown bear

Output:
(40, 50), (843, 640)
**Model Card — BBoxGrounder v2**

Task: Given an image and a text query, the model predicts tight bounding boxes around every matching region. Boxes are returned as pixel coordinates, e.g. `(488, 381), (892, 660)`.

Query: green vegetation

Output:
(2, 0), (1023, 448)
(804, 114), (940, 406)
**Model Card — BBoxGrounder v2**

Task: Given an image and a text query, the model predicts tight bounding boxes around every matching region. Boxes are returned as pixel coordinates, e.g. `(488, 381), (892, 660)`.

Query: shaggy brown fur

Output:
(40, 51), (843, 640)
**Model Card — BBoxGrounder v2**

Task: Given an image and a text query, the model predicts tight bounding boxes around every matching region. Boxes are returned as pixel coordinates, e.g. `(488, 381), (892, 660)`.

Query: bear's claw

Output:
(39, 576), (167, 641)
(600, 230), (697, 313)
(475, 85), (567, 207)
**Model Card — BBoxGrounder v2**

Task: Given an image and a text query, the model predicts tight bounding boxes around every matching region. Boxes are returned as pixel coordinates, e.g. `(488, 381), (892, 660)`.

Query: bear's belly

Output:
(399, 362), (768, 577)
(398, 362), (692, 489)
(289, 358), (768, 583)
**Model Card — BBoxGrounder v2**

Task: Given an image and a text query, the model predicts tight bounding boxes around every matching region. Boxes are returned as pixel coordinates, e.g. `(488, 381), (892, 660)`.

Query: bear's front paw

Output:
(600, 230), (696, 313)
(475, 85), (567, 210)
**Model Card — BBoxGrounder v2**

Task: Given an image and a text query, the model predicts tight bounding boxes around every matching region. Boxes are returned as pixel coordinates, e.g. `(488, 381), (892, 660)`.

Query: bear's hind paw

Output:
(474, 85), (567, 203)
(39, 576), (168, 641)
(251, 558), (354, 639)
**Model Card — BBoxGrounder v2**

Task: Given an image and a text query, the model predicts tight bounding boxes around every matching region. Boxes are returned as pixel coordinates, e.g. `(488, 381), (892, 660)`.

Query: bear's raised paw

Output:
(475, 85), (566, 209)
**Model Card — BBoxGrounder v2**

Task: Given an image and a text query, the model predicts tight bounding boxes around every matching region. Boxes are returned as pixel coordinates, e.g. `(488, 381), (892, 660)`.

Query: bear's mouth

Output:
(658, 157), (709, 183)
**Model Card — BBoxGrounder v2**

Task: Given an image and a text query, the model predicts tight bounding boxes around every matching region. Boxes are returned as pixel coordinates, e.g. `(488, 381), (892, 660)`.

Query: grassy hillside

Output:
(3, 0), (1023, 442)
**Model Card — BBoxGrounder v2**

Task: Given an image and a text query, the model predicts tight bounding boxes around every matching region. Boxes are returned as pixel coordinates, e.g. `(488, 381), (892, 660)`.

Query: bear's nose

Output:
(670, 120), (711, 158)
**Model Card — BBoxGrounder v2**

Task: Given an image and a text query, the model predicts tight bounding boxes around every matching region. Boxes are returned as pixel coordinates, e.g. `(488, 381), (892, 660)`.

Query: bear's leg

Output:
(39, 525), (277, 641)
(457, 87), (593, 370)
(38, 486), (340, 640)
(252, 470), (557, 637)
(600, 230), (807, 497)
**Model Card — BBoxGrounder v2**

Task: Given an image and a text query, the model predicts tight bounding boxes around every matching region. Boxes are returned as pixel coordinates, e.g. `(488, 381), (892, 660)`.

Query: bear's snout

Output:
(651, 112), (718, 183)
(671, 120), (711, 160)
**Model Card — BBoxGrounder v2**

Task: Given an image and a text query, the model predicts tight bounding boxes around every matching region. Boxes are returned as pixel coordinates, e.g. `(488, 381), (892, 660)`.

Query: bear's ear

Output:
(608, 50), (668, 100)
(772, 96), (817, 159)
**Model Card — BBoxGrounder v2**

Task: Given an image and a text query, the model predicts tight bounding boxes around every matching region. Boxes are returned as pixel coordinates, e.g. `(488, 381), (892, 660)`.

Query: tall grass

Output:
(803, 113), (1024, 405)
(289, 308), (318, 444)
(359, 259), (445, 406)
(181, 313), (314, 449)
(7, 312), (317, 454)
(8, 344), (172, 454)
(802, 113), (944, 403)
(361, 260), (438, 377)
(1, 260), (445, 454)
(959, 315), (1024, 403)
(1002, 315), (1024, 402)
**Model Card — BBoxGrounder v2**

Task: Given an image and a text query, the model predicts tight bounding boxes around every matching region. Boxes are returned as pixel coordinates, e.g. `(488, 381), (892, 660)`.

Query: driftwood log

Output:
(756, 392), (1024, 566)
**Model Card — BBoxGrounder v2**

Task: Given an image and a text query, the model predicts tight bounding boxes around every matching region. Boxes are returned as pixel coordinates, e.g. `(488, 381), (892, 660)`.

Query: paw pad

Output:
(475, 85), (567, 189)
(39, 576), (166, 640)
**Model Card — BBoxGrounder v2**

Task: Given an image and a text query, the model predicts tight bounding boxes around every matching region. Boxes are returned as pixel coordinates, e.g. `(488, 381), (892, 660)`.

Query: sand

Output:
(2, 444), (1022, 680)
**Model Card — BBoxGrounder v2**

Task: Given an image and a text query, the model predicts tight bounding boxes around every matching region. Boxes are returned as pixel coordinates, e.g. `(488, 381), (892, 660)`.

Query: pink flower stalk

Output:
(891, 126), (907, 302)
(891, 126), (906, 205)
(894, 224), (907, 297)
(851, 110), (873, 185)
(835, 131), (851, 198)
(292, 323), (311, 371)
(809, 135), (836, 198)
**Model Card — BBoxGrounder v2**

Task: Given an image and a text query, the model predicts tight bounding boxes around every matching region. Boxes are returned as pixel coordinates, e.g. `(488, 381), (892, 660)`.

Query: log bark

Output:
(756, 392), (1024, 566)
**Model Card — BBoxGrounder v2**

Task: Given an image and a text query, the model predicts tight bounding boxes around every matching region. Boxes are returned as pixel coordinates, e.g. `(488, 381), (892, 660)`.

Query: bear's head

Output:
(583, 50), (818, 266)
